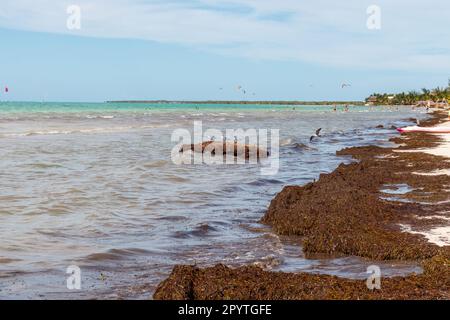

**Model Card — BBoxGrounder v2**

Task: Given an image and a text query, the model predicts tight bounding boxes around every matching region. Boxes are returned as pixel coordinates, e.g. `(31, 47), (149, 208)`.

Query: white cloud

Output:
(0, 0), (449, 71)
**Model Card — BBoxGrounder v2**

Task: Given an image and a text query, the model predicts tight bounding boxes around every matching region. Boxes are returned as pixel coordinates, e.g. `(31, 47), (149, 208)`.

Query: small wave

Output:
(246, 178), (283, 186)
(164, 175), (190, 183)
(86, 115), (115, 119)
(0, 258), (21, 264)
(280, 138), (316, 151)
(290, 142), (315, 151)
(172, 223), (218, 239)
(222, 185), (246, 193)
(142, 160), (169, 169)
(83, 248), (152, 262)
(252, 255), (283, 270)
(154, 215), (188, 222)
(26, 163), (63, 169)
(280, 138), (293, 146)
(2, 125), (168, 137)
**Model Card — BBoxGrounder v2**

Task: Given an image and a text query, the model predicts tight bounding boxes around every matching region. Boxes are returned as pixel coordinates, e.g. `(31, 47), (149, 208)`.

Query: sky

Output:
(0, 0), (449, 102)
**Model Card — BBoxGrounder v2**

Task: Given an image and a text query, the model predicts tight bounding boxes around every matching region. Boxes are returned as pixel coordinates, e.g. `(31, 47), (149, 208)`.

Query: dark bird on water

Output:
(316, 128), (322, 137)
(310, 128), (322, 142)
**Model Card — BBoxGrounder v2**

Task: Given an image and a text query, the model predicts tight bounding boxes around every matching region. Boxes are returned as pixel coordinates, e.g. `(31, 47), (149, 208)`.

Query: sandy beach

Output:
(398, 119), (450, 247)
(422, 122), (450, 160)
(408, 129), (450, 247)
(154, 111), (450, 300)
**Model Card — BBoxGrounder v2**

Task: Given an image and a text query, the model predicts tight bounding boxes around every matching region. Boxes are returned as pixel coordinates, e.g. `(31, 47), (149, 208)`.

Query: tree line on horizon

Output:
(366, 85), (450, 106)
(107, 100), (365, 105)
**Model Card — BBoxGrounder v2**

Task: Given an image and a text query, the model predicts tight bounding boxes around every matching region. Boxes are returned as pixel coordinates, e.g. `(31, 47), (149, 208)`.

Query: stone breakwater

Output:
(154, 111), (450, 300)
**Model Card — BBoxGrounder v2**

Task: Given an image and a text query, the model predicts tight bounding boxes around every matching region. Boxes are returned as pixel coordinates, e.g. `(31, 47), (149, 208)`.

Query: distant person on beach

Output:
(333, 104), (337, 112)
(344, 104), (349, 112)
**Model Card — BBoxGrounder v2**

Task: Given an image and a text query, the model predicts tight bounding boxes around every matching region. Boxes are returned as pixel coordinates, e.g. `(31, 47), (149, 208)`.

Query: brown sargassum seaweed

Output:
(154, 112), (450, 300)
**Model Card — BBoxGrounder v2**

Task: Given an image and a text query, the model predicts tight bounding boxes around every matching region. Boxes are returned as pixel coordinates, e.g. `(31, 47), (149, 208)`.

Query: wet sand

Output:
(154, 111), (450, 300)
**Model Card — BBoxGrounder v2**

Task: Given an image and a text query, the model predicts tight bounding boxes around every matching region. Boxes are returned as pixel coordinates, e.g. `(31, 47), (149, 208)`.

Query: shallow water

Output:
(0, 102), (427, 299)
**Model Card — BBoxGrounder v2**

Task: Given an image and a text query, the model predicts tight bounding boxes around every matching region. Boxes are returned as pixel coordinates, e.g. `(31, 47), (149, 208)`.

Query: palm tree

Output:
(432, 87), (446, 100)
(394, 92), (406, 105)
(404, 91), (418, 105)
(420, 88), (431, 101)
(365, 84), (450, 105)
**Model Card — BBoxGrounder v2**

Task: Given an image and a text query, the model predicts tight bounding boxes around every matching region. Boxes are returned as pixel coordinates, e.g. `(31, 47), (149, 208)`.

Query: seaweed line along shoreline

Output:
(154, 110), (450, 300)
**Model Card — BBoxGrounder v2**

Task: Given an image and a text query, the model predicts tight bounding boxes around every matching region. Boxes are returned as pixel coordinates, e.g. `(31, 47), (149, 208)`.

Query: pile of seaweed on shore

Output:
(154, 112), (450, 300)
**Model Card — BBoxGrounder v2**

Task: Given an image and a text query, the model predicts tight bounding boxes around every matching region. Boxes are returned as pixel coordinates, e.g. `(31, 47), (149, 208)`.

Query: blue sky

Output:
(0, 0), (449, 102)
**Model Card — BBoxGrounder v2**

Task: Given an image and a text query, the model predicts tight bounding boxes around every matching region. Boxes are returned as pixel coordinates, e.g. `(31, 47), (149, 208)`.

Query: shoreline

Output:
(401, 121), (450, 247)
(154, 111), (449, 300)
(106, 100), (366, 106)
